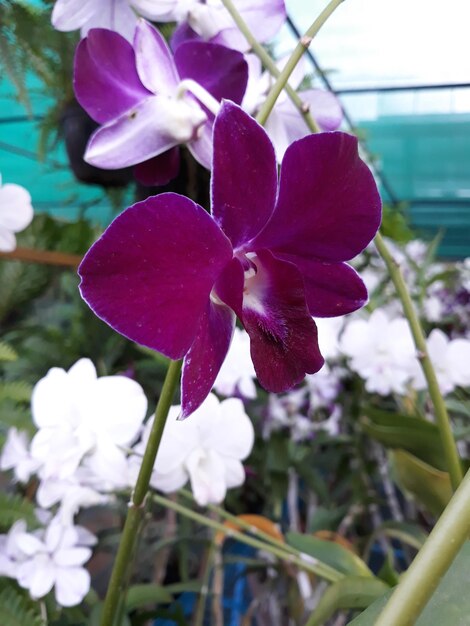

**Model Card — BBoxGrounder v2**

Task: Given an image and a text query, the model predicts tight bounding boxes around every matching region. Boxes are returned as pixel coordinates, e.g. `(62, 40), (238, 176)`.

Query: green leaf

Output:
(389, 449), (452, 516)
(0, 381), (32, 403)
(125, 584), (173, 611)
(307, 576), (390, 626)
(361, 408), (445, 470)
(0, 584), (42, 626)
(376, 521), (428, 551)
(0, 402), (34, 435)
(286, 532), (373, 578)
(164, 580), (203, 595)
(0, 492), (37, 531)
(89, 604), (131, 626)
(348, 542), (470, 626)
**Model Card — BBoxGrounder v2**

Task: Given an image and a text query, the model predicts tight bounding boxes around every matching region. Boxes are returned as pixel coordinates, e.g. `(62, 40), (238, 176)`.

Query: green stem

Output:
(180, 488), (320, 572)
(374, 468), (470, 626)
(219, 0), (318, 132)
(374, 233), (463, 490)
(193, 521), (217, 626)
(151, 492), (343, 582)
(256, 0), (345, 126)
(100, 359), (182, 626)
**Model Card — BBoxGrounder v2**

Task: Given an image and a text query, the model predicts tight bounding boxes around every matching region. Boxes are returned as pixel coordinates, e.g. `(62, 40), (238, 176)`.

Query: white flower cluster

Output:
(0, 357), (255, 605)
(0, 515), (96, 607)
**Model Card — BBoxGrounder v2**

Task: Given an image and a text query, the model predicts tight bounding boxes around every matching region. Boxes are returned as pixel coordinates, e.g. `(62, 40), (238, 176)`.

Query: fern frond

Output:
(0, 382), (32, 403)
(0, 342), (17, 363)
(0, 493), (37, 531)
(0, 584), (43, 626)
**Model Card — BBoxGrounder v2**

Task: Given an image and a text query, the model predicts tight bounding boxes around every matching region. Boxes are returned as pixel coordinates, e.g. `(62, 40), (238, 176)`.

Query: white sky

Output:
(282, 0), (470, 119)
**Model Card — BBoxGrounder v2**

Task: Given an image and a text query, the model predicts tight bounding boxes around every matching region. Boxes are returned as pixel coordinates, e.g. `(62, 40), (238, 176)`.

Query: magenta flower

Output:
(79, 103), (381, 417)
(74, 20), (248, 185)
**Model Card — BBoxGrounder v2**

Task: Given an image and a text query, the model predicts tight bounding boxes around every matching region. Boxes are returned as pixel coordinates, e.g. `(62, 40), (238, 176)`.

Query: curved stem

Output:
(180, 488), (320, 571)
(256, 0), (345, 126)
(100, 359), (182, 626)
(151, 492), (343, 583)
(374, 233), (463, 490)
(374, 468), (470, 626)
(219, 0), (319, 132)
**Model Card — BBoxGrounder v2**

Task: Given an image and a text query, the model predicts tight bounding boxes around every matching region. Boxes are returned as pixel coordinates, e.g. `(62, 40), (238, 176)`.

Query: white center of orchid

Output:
(162, 94), (207, 142)
(240, 252), (266, 315)
(176, 79), (221, 118)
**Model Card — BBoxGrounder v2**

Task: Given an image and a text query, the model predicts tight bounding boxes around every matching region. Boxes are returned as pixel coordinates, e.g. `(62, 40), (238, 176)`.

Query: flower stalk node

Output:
(300, 35), (313, 47)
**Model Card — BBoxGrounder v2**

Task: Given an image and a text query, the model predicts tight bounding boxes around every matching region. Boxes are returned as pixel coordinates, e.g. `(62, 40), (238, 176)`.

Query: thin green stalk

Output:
(374, 468), (470, 626)
(219, 0), (319, 132)
(179, 488), (316, 571)
(151, 493), (343, 582)
(100, 359), (182, 626)
(374, 233), (463, 490)
(193, 522), (217, 626)
(256, 0), (345, 126)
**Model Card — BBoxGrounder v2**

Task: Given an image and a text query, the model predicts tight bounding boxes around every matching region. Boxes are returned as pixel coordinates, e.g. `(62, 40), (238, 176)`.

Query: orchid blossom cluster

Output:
(0, 358), (255, 606)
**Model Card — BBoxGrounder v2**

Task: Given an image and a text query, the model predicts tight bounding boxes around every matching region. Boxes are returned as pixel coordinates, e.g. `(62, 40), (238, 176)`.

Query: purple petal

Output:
(84, 96), (182, 168)
(301, 89), (343, 131)
(171, 22), (201, 50)
(133, 148), (180, 186)
(211, 102), (277, 249)
(74, 29), (150, 124)
(213, 257), (244, 318)
(181, 302), (235, 418)
(79, 193), (233, 359)
(241, 250), (323, 392)
(252, 132), (382, 262)
(277, 255), (368, 317)
(211, 0), (286, 51)
(134, 20), (179, 95)
(174, 42), (248, 106)
(187, 118), (213, 170)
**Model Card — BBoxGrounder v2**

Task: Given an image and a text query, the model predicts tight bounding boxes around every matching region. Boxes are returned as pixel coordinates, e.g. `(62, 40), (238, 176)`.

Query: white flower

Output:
(52, 0), (138, 42)
(30, 358), (147, 482)
(15, 517), (95, 607)
(242, 54), (341, 160)
(340, 310), (417, 395)
(411, 329), (470, 395)
(314, 317), (345, 362)
(0, 177), (34, 252)
(36, 472), (108, 525)
(131, 393), (254, 505)
(305, 363), (341, 409)
(213, 328), (256, 399)
(0, 428), (41, 483)
(0, 520), (28, 579)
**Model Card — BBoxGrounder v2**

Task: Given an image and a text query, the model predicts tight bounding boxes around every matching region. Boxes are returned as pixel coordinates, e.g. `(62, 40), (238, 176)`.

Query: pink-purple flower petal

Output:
(84, 96), (185, 169)
(79, 193), (233, 359)
(211, 0), (286, 52)
(211, 101), (277, 249)
(241, 250), (324, 392)
(278, 255), (368, 317)
(74, 29), (150, 124)
(174, 42), (248, 106)
(252, 132), (382, 262)
(133, 149), (181, 187)
(181, 302), (235, 419)
(134, 20), (179, 95)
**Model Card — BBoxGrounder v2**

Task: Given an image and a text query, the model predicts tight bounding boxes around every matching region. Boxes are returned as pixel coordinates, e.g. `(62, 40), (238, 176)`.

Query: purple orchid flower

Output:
(74, 20), (248, 185)
(131, 0), (286, 53)
(79, 102), (381, 417)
